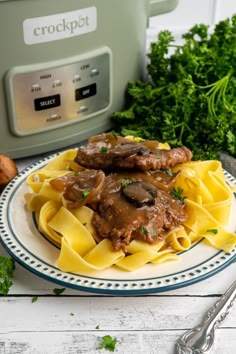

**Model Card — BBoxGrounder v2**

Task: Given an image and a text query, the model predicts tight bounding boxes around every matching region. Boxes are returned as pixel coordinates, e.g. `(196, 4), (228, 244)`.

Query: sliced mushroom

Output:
(111, 143), (150, 157)
(122, 181), (158, 207)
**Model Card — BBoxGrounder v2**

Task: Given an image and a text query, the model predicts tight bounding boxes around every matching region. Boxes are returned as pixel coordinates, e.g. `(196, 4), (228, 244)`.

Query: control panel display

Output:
(6, 49), (111, 135)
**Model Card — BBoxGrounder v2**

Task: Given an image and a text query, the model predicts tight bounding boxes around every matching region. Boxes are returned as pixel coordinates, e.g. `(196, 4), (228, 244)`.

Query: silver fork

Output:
(175, 280), (236, 354)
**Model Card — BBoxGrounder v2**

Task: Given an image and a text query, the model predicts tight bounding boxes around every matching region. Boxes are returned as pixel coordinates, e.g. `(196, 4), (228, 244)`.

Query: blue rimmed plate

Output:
(0, 155), (235, 295)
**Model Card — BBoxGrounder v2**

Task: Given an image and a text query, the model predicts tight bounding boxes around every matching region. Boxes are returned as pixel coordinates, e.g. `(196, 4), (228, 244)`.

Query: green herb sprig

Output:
(82, 190), (90, 199)
(0, 256), (15, 295)
(170, 187), (186, 202)
(53, 287), (65, 295)
(32, 296), (38, 303)
(140, 226), (148, 235)
(112, 15), (236, 160)
(120, 178), (135, 189)
(100, 146), (108, 153)
(206, 229), (218, 234)
(97, 335), (117, 352)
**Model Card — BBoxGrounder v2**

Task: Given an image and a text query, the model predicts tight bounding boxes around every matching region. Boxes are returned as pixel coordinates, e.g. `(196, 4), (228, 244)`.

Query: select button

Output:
(34, 94), (61, 111)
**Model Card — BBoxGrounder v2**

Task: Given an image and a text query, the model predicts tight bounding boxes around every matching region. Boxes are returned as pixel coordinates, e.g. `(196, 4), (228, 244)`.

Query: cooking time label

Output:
(23, 7), (97, 45)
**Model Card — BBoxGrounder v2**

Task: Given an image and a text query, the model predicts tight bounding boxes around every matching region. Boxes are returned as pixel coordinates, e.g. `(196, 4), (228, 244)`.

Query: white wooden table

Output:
(0, 154), (235, 354)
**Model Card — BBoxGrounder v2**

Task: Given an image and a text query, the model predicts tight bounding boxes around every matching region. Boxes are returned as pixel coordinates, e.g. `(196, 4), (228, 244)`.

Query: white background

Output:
(147, 0), (236, 48)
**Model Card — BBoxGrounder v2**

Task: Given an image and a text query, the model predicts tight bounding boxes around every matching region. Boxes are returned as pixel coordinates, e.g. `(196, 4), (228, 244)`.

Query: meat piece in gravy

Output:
(49, 169), (187, 251)
(92, 174), (187, 251)
(75, 133), (193, 171)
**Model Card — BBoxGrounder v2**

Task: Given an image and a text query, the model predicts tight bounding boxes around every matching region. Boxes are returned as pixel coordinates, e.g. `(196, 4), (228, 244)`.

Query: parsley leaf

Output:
(0, 256), (15, 295)
(206, 229), (218, 234)
(140, 226), (148, 235)
(97, 335), (117, 352)
(152, 229), (157, 238)
(170, 187), (186, 202)
(100, 146), (108, 153)
(53, 287), (65, 295)
(110, 131), (119, 139)
(32, 296), (38, 303)
(82, 190), (90, 199)
(164, 168), (175, 177)
(120, 178), (135, 189)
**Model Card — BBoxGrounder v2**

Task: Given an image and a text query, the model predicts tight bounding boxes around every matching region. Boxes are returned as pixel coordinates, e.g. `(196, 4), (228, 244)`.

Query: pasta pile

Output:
(24, 148), (236, 273)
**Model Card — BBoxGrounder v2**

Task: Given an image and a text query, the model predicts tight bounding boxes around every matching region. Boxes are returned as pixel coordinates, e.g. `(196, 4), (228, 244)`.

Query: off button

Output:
(75, 83), (97, 101)
(34, 94), (61, 111)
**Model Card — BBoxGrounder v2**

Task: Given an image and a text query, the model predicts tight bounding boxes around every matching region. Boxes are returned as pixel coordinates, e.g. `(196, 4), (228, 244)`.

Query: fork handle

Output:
(176, 280), (236, 354)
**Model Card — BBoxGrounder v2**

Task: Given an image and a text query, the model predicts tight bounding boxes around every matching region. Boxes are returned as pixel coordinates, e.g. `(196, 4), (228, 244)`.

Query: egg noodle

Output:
(24, 145), (236, 273)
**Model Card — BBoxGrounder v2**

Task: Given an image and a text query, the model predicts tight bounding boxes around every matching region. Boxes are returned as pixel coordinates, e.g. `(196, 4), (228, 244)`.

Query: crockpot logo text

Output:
(23, 7), (97, 45)
(33, 16), (90, 37)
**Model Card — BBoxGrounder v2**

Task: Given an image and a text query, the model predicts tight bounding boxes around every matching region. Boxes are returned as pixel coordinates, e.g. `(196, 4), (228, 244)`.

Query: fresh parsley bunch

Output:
(0, 256), (15, 295)
(113, 15), (236, 160)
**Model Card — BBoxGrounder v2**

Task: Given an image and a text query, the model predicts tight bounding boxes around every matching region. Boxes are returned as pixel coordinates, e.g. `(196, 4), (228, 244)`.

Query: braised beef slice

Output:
(75, 133), (193, 171)
(92, 175), (187, 251)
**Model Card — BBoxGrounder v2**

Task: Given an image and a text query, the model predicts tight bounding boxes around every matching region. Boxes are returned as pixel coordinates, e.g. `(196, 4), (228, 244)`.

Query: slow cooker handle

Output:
(148, 0), (178, 17)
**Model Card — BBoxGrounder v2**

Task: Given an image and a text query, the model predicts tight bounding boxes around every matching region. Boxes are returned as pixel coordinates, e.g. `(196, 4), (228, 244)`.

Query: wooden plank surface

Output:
(1, 329), (236, 354)
(2, 295), (236, 331)
(1, 245), (236, 353)
(1, 295), (236, 354)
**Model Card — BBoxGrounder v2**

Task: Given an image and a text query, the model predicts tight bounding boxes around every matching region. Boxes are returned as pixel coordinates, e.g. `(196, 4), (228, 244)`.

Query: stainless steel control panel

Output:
(5, 49), (111, 136)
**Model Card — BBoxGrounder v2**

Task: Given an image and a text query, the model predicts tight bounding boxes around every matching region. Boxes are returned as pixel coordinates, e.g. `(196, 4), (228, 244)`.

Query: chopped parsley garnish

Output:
(74, 172), (79, 176)
(164, 168), (175, 177)
(32, 296), (38, 303)
(0, 256), (15, 295)
(152, 229), (157, 238)
(120, 178), (135, 189)
(206, 229), (218, 234)
(100, 146), (108, 153)
(97, 335), (117, 352)
(171, 187), (186, 202)
(53, 287), (65, 295)
(141, 226), (148, 235)
(95, 325), (100, 330)
(110, 131), (119, 139)
(82, 189), (90, 199)
(155, 152), (163, 160)
(234, 192), (236, 199)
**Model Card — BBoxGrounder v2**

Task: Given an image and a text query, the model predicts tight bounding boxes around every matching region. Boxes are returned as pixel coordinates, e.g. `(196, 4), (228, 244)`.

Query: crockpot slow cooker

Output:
(0, 0), (177, 158)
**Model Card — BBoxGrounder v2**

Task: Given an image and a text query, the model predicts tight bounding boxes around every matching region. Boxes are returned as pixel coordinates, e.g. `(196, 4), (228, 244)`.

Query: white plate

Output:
(0, 154), (236, 295)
